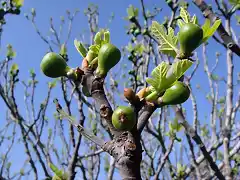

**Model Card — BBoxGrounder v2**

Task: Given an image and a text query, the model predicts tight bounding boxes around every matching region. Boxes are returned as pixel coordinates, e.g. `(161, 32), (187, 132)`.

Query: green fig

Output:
(40, 52), (70, 78)
(96, 43), (121, 77)
(160, 81), (190, 105)
(112, 106), (136, 131)
(178, 23), (203, 56)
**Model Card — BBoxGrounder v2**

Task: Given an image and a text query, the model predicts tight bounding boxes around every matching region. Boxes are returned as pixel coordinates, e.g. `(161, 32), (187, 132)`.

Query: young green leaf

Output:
(180, 7), (190, 23)
(89, 44), (100, 53)
(171, 117), (182, 132)
(60, 43), (67, 56)
(166, 59), (193, 82)
(103, 31), (110, 43)
(201, 19), (222, 43)
(10, 63), (19, 72)
(74, 39), (88, 58)
(151, 21), (178, 57)
(94, 31), (103, 45)
(146, 62), (170, 92)
(6, 44), (16, 58)
(229, 0), (240, 6)
(146, 59), (192, 98)
(127, 5), (135, 19)
(191, 15), (198, 24)
(49, 163), (63, 178)
(13, 0), (24, 8)
(201, 19), (211, 37)
(177, 19), (185, 29)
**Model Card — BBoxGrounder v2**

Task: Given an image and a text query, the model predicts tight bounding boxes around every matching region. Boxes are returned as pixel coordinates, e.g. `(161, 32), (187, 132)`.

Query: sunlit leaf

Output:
(191, 15), (198, 24)
(201, 19), (221, 43)
(60, 43), (67, 56)
(10, 63), (18, 72)
(103, 31), (110, 43)
(151, 21), (178, 57)
(127, 5), (135, 18)
(146, 62), (170, 92)
(229, 0), (240, 6)
(6, 44), (16, 58)
(166, 59), (193, 84)
(180, 7), (190, 23)
(13, 0), (24, 8)
(146, 60), (192, 94)
(74, 39), (88, 58)
(177, 19), (185, 29)
(94, 31), (102, 45)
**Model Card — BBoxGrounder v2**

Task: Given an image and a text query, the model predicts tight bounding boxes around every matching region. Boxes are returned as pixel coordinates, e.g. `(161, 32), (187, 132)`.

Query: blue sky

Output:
(0, 0), (240, 179)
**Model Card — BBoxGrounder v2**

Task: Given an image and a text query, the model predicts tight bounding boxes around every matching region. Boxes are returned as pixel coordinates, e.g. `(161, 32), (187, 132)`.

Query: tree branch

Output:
(175, 106), (225, 180)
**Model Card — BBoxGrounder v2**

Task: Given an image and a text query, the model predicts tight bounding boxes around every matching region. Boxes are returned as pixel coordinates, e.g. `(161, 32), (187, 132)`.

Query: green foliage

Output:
(127, 5), (138, 20)
(217, 151), (223, 161)
(146, 62), (170, 93)
(150, 21), (178, 57)
(218, 97), (226, 104)
(146, 60), (192, 95)
(10, 63), (18, 74)
(48, 79), (57, 88)
(166, 117), (182, 141)
(191, 15), (198, 24)
(177, 163), (186, 177)
(229, 0), (240, 6)
(74, 40), (88, 58)
(12, 0), (24, 8)
(126, 43), (145, 56)
(180, 7), (190, 23)
(235, 15), (240, 24)
(6, 162), (11, 169)
(94, 30), (110, 45)
(210, 74), (219, 81)
(200, 124), (209, 137)
(169, 117), (182, 132)
(76, 29), (112, 64)
(6, 44), (16, 58)
(49, 163), (68, 180)
(60, 43), (67, 56)
(201, 19), (222, 44)
(20, 168), (24, 175)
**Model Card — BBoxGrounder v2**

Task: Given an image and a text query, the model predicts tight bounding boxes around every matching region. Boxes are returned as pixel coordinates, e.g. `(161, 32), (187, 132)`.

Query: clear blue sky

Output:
(0, 0), (239, 179)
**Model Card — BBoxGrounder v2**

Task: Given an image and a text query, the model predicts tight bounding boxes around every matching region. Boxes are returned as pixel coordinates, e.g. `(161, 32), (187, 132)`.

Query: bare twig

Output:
(175, 106), (225, 180)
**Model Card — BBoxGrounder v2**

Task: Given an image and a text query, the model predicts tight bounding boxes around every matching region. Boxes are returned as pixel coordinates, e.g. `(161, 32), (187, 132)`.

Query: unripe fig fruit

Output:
(178, 23), (203, 55)
(161, 81), (190, 105)
(41, 52), (70, 78)
(96, 43), (121, 77)
(112, 106), (136, 131)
